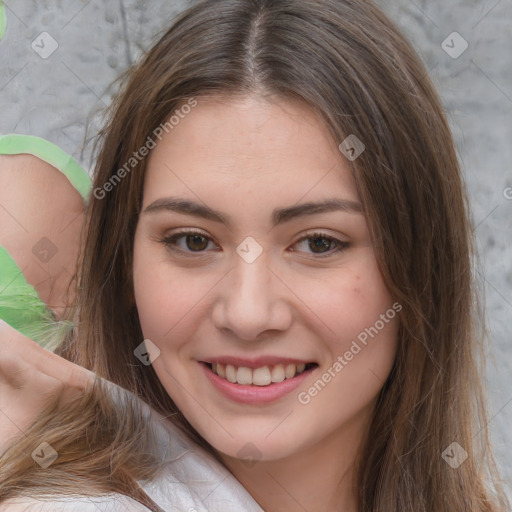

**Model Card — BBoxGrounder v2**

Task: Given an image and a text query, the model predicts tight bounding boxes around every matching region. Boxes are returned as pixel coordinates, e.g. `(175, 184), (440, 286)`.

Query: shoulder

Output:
(0, 134), (92, 203)
(0, 382), (262, 512)
(138, 409), (263, 511)
(0, 494), (151, 512)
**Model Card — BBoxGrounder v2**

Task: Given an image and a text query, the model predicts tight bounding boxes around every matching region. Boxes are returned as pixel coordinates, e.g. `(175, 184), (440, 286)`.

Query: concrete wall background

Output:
(0, 0), (510, 500)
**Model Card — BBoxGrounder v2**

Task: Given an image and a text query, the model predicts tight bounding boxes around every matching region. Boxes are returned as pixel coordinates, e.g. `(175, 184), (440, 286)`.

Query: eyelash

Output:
(159, 228), (349, 259)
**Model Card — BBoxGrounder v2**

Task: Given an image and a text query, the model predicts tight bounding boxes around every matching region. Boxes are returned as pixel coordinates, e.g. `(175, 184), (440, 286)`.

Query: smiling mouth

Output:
(203, 362), (318, 386)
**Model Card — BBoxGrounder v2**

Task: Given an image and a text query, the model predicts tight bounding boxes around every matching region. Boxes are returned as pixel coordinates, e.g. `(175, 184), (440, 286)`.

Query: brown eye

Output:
(308, 236), (334, 253)
(292, 232), (349, 258)
(185, 234), (209, 251)
(161, 230), (216, 254)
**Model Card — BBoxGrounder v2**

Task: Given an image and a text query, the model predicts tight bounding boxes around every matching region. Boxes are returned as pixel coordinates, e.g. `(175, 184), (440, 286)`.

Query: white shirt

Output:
(1, 379), (264, 512)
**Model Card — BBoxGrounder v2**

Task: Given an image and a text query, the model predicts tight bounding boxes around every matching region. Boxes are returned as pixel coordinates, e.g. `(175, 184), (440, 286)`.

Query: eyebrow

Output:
(142, 196), (365, 228)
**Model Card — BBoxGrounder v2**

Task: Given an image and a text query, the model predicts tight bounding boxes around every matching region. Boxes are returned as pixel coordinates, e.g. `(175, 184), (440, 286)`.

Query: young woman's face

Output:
(133, 95), (400, 462)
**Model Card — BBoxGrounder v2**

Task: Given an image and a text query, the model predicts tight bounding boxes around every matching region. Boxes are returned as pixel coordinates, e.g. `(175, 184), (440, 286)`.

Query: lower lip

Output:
(201, 363), (315, 404)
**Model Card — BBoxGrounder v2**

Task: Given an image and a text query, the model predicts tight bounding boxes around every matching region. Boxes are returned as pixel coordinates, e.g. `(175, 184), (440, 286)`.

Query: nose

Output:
(211, 253), (293, 342)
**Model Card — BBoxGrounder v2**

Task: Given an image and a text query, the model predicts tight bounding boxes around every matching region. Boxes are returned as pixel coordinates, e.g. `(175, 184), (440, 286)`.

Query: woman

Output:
(0, 0), (509, 510)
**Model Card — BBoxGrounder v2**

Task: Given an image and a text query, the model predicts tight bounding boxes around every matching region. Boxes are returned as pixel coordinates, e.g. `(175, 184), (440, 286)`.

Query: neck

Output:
(218, 405), (373, 512)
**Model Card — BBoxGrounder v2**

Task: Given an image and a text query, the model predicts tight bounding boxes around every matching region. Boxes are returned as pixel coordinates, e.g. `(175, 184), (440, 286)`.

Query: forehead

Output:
(143, 95), (360, 207)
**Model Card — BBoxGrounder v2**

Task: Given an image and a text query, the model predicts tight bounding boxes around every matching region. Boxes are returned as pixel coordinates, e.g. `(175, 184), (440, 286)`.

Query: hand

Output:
(0, 320), (95, 456)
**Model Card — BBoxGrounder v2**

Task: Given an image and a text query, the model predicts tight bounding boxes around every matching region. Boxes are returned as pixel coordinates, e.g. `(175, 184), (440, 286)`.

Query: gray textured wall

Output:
(0, 0), (510, 499)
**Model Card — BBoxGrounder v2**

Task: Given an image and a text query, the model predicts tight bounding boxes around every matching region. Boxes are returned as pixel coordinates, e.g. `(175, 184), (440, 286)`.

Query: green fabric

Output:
(0, 246), (49, 331)
(0, 247), (73, 350)
(0, 134), (88, 349)
(0, 134), (92, 204)
(0, 0), (6, 41)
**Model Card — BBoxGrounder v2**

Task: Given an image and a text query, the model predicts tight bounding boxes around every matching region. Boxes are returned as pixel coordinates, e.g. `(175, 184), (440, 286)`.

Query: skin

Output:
(0, 320), (95, 456)
(133, 95), (400, 512)
(0, 153), (85, 319)
(0, 154), (90, 458)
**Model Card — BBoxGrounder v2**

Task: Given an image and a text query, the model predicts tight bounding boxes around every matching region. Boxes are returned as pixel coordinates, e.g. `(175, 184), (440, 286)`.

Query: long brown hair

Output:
(1, 0), (509, 510)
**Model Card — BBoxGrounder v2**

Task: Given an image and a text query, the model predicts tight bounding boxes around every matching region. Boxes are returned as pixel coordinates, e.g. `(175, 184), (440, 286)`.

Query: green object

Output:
(0, 134), (92, 204)
(0, 247), (73, 351)
(0, 134), (90, 350)
(0, 0), (6, 41)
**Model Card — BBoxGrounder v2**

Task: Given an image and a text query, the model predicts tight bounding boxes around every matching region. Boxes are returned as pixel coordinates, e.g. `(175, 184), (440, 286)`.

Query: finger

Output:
(0, 320), (96, 392)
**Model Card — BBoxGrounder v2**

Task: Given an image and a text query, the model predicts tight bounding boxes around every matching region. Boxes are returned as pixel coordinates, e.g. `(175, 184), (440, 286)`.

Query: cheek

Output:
(132, 241), (213, 343)
(329, 253), (399, 383)
(296, 261), (399, 430)
(302, 250), (396, 349)
(134, 269), (189, 341)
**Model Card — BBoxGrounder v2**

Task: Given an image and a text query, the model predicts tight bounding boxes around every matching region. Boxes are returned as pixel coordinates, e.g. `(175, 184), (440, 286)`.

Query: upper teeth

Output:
(212, 363), (307, 386)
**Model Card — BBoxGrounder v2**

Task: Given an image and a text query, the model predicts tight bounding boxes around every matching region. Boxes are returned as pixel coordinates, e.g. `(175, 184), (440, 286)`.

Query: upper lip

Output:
(201, 356), (316, 369)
